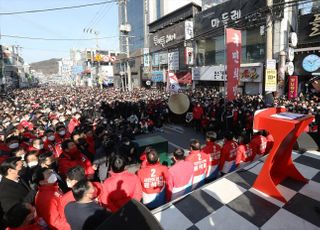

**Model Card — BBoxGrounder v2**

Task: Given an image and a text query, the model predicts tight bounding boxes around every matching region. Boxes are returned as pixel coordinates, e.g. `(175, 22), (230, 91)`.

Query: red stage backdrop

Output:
(226, 28), (242, 101)
(288, 75), (298, 99)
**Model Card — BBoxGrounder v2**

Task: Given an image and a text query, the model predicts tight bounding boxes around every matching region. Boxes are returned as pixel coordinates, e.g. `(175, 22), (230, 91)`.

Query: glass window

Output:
(196, 28), (265, 66)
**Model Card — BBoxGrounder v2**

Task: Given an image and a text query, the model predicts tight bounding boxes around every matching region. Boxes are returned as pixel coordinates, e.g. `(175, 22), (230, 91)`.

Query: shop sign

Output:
(240, 65), (262, 82)
(168, 49), (179, 71)
(265, 69), (277, 92)
(298, 13), (320, 44)
(286, 62), (294, 76)
(266, 59), (276, 69)
(152, 53), (159, 66)
(151, 71), (164, 82)
(159, 52), (168, 65)
(226, 28), (242, 101)
(185, 20), (194, 40)
(150, 21), (186, 51)
(288, 75), (298, 99)
(194, 0), (266, 36)
(185, 47), (194, 65)
(287, 47), (295, 62)
(143, 48), (150, 67)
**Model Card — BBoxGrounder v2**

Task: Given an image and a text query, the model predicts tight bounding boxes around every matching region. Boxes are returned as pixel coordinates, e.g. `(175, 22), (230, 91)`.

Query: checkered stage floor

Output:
(152, 150), (320, 230)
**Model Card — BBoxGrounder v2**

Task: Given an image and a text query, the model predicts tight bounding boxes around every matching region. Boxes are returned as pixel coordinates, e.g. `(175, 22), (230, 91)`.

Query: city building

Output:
(147, 3), (201, 87)
(0, 44), (28, 92)
(116, 0), (202, 89)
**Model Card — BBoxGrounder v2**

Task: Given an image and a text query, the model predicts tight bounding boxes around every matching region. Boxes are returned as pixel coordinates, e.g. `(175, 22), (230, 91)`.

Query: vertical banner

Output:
(143, 48), (150, 67)
(288, 75), (298, 99)
(168, 49), (179, 70)
(226, 28), (241, 101)
(185, 47), (194, 65)
(265, 69), (277, 92)
(168, 71), (181, 92)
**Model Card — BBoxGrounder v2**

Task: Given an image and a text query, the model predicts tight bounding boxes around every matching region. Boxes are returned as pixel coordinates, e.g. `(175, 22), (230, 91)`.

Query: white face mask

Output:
(66, 180), (73, 188)
(28, 161), (38, 168)
(47, 173), (57, 184)
(58, 130), (66, 136)
(34, 144), (44, 150)
(9, 143), (19, 149)
(48, 135), (55, 141)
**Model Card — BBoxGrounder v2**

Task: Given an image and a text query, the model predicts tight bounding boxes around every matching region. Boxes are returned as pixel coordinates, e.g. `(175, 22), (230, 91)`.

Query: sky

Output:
(0, 0), (119, 64)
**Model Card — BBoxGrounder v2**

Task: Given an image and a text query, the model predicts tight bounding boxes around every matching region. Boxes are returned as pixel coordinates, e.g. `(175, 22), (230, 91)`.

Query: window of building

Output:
(196, 28), (265, 66)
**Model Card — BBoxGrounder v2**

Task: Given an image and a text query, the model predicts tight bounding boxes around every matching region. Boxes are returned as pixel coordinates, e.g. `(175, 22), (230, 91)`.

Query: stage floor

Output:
(152, 150), (320, 230)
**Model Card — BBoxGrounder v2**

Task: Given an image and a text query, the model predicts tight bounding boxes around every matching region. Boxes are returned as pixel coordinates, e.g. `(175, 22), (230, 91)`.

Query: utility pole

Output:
(118, 0), (132, 91)
(123, 0), (132, 91)
(266, 0), (273, 60)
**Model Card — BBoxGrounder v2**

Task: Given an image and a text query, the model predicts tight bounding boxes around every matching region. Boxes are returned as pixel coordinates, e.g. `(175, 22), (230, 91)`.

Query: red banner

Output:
(288, 75), (298, 99)
(226, 28), (242, 101)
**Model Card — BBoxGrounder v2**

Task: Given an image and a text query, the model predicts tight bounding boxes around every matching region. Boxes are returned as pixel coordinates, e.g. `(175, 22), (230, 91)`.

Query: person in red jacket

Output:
(219, 132), (238, 174)
(236, 134), (255, 166)
(67, 114), (81, 135)
(33, 167), (67, 230)
(4, 202), (46, 230)
(186, 139), (210, 190)
(192, 103), (204, 131)
(43, 130), (62, 158)
(58, 140), (95, 179)
(169, 148), (194, 201)
(102, 155), (142, 212)
(137, 149), (173, 209)
(250, 130), (267, 160)
(27, 138), (46, 155)
(54, 126), (71, 145)
(202, 131), (221, 181)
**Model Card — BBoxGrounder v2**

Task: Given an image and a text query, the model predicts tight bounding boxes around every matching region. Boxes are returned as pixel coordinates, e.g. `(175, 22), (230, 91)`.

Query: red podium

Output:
(252, 107), (314, 203)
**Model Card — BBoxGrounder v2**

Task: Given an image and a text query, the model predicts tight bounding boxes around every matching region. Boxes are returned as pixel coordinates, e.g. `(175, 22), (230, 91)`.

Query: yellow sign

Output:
(265, 69), (277, 92)
(95, 54), (102, 62)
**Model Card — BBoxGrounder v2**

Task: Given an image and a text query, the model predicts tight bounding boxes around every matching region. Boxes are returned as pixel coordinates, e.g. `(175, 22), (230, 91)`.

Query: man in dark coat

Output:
(0, 157), (36, 226)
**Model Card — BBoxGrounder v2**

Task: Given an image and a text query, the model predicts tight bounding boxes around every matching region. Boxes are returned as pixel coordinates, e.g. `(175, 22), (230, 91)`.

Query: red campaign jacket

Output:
(6, 222), (44, 230)
(137, 162), (173, 202)
(202, 141), (221, 166)
(192, 106), (204, 120)
(35, 185), (67, 230)
(236, 144), (255, 165)
(59, 182), (104, 230)
(139, 152), (148, 169)
(44, 140), (62, 158)
(186, 150), (209, 177)
(67, 117), (80, 134)
(86, 136), (96, 155)
(250, 134), (267, 157)
(58, 153), (94, 178)
(54, 132), (71, 145)
(219, 140), (238, 170)
(102, 171), (142, 212)
(27, 146), (46, 155)
(168, 160), (194, 193)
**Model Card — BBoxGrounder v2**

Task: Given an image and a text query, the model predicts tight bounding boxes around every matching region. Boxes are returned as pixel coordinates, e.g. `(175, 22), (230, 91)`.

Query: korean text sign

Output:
(226, 28), (242, 101)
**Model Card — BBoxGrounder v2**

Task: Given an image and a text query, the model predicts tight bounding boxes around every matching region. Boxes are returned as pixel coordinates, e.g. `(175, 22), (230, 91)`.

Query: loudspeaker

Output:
(96, 199), (163, 230)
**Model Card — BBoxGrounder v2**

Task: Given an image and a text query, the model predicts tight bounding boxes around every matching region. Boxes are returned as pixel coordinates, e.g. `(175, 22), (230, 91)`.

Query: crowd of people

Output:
(0, 86), (319, 230)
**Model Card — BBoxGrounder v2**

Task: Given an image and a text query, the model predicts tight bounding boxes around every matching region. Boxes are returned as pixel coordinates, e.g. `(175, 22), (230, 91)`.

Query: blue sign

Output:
(72, 65), (84, 74)
(151, 71), (164, 82)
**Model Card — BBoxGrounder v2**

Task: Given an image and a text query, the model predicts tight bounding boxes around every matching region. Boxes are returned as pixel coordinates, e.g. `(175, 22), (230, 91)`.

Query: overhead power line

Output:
(1, 34), (120, 41)
(0, 0), (116, 16)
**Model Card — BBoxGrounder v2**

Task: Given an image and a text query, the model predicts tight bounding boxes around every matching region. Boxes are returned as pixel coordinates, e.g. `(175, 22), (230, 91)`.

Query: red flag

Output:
(226, 28), (242, 101)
